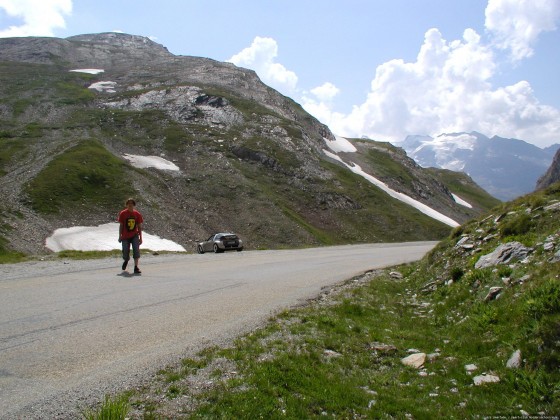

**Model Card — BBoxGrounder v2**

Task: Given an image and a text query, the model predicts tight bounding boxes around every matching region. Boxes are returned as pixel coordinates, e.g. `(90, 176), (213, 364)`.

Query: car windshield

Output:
(217, 233), (237, 240)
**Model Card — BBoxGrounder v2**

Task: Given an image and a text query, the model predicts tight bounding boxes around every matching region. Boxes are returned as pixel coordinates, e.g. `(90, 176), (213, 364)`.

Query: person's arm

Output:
(138, 223), (143, 245)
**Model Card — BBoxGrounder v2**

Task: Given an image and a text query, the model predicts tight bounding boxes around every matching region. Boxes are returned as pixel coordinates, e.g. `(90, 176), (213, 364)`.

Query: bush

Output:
(501, 213), (532, 237)
(81, 394), (129, 420)
(524, 279), (560, 320)
(450, 266), (465, 281)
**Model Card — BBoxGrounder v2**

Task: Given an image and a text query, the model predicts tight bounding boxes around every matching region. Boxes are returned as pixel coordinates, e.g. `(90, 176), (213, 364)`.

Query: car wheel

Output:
(197, 245), (204, 254)
(213, 244), (220, 253)
(237, 248), (243, 252)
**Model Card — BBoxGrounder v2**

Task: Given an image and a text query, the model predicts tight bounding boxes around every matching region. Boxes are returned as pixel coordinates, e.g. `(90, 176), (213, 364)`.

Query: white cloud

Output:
(300, 82), (344, 129)
(226, 6), (560, 148)
(301, 26), (560, 148)
(310, 82), (340, 102)
(227, 36), (298, 94)
(485, 0), (560, 61)
(0, 0), (72, 37)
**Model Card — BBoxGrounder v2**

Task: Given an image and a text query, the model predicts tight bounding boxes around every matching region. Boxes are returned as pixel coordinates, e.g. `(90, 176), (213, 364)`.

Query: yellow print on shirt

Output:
(126, 217), (136, 231)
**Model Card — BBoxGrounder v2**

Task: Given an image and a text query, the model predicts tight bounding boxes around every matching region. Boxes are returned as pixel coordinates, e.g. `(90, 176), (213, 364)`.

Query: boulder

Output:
(475, 242), (532, 269)
(484, 287), (503, 302)
(401, 353), (426, 369)
(369, 342), (397, 353)
(506, 350), (522, 369)
(473, 374), (500, 385)
(465, 364), (478, 373)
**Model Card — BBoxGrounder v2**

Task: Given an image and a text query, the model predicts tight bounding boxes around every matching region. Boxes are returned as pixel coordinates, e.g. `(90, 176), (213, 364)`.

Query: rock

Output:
(455, 237), (475, 250)
(475, 242), (532, 269)
(511, 274), (531, 286)
(389, 271), (403, 279)
(506, 350), (522, 369)
(483, 234), (498, 242)
(494, 213), (507, 223)
(465, 364), (478, 373)
(420, 280), (438, 293)
(544, 201), (560, 212)
(401, 353), (426, 369)
(543, 242), (555, 251)
(484, 287), (503, 302)
(473, 374), (500, 385)
(369, 342), (397, 353)
(323, 349), (342, 358)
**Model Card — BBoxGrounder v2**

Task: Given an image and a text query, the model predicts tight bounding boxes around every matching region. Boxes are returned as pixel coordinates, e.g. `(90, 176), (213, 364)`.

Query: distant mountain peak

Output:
(399, 132), (559, 200)
(536, 148), (560, 190)
(66, 32), (170, 53)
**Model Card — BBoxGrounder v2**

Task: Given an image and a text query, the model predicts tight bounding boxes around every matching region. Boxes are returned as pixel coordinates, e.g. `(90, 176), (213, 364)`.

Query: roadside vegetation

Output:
(83, 183), (560, 418)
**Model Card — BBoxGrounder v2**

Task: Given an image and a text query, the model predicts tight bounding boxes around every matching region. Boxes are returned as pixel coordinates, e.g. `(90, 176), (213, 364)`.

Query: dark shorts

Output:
(122, 234), (141, 260)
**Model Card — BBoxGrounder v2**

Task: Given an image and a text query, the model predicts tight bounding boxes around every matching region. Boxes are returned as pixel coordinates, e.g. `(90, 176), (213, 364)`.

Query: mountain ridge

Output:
(0, 33), (498, 257)
(398, 132), (559, 200)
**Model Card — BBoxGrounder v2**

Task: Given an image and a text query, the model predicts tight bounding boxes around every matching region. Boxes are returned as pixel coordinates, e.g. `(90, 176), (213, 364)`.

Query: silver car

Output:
(197, 233), (243, 254)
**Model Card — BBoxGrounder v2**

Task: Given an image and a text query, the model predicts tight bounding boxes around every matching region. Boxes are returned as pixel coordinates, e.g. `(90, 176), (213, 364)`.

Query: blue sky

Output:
(1, 0), (559, 147)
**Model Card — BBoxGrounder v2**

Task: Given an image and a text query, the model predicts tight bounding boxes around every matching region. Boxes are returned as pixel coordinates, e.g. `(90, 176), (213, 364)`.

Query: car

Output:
(197, 233), (243, 254)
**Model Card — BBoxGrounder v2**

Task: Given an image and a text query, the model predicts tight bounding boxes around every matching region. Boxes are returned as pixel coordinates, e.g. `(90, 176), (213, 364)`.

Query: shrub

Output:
(524, 279), (560, 320)
(450, 266), (465, 281)
(501, 213), (532, 237)
(82, 394), (129, 420)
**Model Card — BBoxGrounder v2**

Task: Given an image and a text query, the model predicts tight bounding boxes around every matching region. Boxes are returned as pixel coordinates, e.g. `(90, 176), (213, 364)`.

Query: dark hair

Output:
(126, 198), (136, 206)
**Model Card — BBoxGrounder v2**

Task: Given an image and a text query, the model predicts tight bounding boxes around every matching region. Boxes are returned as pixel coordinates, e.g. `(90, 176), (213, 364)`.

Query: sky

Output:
(1, 0), (559, 148)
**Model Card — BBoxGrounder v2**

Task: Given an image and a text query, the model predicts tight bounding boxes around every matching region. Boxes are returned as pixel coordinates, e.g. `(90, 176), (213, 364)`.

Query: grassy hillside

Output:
(25, 139), (137, 214)
(1, 52), (498, 256)
(91, 182), (560, 418)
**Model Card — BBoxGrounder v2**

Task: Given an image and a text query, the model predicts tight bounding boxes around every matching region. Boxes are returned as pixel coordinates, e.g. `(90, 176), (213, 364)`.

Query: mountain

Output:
(536, 148), (560, 191)
(398, 132), (559, 201)
(0, 33), (499, 257)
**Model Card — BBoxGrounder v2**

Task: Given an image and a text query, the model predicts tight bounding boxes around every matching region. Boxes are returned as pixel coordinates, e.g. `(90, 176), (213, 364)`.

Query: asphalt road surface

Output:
(0, 242), (437, 418)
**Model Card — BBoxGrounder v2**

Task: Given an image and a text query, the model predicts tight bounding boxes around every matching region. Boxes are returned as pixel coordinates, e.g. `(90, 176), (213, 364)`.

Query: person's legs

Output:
(122, 239), (131, 270)
(131, 235), (141, 273)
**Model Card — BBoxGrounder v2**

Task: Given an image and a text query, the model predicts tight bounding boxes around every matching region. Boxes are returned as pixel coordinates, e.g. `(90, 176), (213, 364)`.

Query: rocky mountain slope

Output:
(0, 33), (499, 256)
(398, 132), (559, 201)
(536, 148), (560, 191)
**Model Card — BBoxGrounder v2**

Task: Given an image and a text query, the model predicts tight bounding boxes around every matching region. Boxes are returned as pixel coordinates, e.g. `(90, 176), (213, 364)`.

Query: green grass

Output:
(0, 242), (27, 264)
(81, 394), (130, 420)
(56, 250), (122, 260)
(428, 167), (502, 211)
(25, 139), (137, 214)
(0, 137), (31, 176)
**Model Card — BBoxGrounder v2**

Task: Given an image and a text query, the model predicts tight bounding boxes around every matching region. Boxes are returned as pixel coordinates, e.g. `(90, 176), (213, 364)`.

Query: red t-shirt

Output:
(118, 209), (144, 239)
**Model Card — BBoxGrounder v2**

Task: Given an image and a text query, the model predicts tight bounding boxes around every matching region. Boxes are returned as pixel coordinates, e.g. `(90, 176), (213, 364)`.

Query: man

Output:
(118, 198), (144, 274)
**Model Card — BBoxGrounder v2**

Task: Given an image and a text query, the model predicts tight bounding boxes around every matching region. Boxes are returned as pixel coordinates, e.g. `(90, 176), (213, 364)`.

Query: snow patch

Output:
(70, 69), (105, 75)
(323, 149), (460, 228)
(324, 136), (357, 153)
(452, 193), (473, 208)
(46, 223), (186, 252)
(123, 154), (180, 171)
(433, 133), (477, 151)
(89, 81), (117, 93)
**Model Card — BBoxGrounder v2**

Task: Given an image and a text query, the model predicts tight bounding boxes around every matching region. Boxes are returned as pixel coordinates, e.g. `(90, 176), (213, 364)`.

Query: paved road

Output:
(0, 242), (436, 418)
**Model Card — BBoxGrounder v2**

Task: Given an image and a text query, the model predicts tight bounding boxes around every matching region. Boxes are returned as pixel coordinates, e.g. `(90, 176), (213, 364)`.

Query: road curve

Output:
(0, 242), (436, 418)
